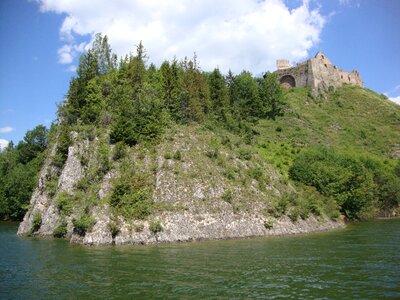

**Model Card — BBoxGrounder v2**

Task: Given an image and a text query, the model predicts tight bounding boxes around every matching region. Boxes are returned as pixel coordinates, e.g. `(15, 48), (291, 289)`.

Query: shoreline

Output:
(15, 214), (400, 247)
(18, 213), (346, 246)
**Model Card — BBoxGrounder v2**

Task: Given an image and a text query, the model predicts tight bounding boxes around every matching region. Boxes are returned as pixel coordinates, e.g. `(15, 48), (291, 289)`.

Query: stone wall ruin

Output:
(275, 51), (363, 91)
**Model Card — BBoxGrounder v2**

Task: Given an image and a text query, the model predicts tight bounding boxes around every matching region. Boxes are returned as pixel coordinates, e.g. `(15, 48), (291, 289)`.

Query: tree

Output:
(230, 71), (260, 118)
(92, 33), (114, 75)
(127, 41), (148, 93)
(181, 56), (210, 122)
(110, 84), (169, 145)
(259, 72), (285, 120)
(0, 125), (48, 220)
(208, 68), (229, 119)
(16, 125), (48, 164)
(159, 59), (184, 122)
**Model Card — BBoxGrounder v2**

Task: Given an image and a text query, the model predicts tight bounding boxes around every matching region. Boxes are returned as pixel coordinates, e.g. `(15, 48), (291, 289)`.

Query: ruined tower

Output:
(275, 52), (363, 91)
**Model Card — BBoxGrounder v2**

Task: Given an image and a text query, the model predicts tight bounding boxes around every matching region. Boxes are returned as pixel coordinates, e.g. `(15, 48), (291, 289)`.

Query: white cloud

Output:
(389, 96), (400, 105)
(339, 0), (361, 7)
(66, 65), (77, 72)
(0, 126), (13, 133)
(57, 45), (74, 64)
(0, 139), (9, 151)
(385, 84), (400, 105)
(37, 0), (326, 74)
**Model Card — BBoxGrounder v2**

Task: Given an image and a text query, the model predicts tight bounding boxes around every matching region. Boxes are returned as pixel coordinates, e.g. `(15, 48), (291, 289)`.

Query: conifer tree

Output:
(208, 68), (229, 119)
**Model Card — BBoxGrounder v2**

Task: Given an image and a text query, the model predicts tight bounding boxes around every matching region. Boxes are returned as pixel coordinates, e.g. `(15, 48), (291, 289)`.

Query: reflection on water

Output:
(1, 219), (399, 299)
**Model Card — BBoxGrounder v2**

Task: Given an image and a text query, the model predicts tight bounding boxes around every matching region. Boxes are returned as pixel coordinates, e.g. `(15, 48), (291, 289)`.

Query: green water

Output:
(1, 219), (399, 299)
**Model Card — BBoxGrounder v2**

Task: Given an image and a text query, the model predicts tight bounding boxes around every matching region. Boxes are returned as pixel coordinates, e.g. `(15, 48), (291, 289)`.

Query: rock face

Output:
(18, 127), (345, 246)
(18, 135), (84, 237)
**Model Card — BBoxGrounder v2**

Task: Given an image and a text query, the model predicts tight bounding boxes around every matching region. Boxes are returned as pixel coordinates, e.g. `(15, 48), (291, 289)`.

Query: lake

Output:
(1, 218), (399, 299)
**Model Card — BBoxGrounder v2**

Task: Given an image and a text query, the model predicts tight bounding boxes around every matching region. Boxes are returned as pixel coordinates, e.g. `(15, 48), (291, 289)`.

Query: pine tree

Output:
(208, 68), (229, 119)
(259, 72), (285, 120)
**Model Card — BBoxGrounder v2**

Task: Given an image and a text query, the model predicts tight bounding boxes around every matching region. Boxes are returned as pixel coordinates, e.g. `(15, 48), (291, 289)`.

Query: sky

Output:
(0, 0), (399, 149)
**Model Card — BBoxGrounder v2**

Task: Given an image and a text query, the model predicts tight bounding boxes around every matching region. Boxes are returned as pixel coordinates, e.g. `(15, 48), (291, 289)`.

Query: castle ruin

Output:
(275, 52), (363, 90)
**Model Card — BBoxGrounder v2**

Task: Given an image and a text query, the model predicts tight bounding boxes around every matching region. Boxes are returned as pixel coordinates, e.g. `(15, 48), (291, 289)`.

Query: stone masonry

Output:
(275, 51), (363, 91)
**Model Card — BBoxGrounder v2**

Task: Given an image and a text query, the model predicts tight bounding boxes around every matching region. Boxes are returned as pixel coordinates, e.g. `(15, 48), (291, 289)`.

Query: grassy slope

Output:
(255, 85), (400, 176)
(34, 85), (399, 237)
(138, 85), (399, 222)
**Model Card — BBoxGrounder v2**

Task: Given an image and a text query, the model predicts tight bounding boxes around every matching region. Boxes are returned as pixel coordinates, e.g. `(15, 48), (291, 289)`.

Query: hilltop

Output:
(4, 34), (399, 245)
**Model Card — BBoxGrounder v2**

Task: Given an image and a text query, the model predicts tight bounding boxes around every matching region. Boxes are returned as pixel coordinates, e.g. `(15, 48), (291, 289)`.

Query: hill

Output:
(12, 35), (400, 245)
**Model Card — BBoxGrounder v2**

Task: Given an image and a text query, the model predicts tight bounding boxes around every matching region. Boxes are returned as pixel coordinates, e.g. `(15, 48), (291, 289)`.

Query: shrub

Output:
(109, 174), (153, 220)
(288, 146), (397, 220)
(237, 147), (252, 160)
(75, 177), (90, 192)
(164, 152), (172, 159)
(108, 222), (120, 239)
(72, 214), (95, 236)
(53, 220), (68, 238)
(223, 168), (236, 180)
(206, 138), (220, 159)
(56, 192), (73, 215)
(149, 220), (162, 234)
(264, 219), (274, 229)
(97, 142), (111, 175)
(46, 176), (59, 197)
(249, 166), (264, 181)
(222, 190), (233, 203)
(268, 196), (289, 218)
(113, 141), (127, 161)
(32, 212), (42, 232)
(289, 208), (299, 223)
(173, 150), (182, 161)
(52, 126), (71, 169)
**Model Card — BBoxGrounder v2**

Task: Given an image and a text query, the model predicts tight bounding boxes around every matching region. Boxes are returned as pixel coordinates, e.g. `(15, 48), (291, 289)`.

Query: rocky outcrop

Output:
(18, 127), (345, 246)
(18, 133), (84, 237)
(77, 211), (344, 246)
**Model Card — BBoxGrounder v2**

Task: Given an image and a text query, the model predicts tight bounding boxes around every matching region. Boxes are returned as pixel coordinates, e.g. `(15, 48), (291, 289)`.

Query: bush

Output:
(149, 220), (162, 234)
(289, 208), (299, 223)
(237, 147), (252, 160)
(269, 196), (289, 218)
(264, 219), (274, 229)
(72, 214), (95, 236)
(113, 141), (127, 161)
(164, 152), (172, 159)
(108, 222), (120, 239)
(56, 192), (73, 215)
(46, 176), (59, 197)
(288, 146), (398, 220)
(32, 212), (42, 232)
(222, 190), (233, 203)
(52, 126), (71, 169)
(109, 174), (153, 220)
(97, 142), (111, 175)
(206, 138), (220, 159)
(249, 166), (264, 181)
(173, 150), (182, 161)
(53, 220), (68, 238)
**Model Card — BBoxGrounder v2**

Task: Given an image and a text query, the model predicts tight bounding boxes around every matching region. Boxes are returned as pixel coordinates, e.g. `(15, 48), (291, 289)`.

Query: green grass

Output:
(44, 85), (400, 225)
(256, 86), (400, 159)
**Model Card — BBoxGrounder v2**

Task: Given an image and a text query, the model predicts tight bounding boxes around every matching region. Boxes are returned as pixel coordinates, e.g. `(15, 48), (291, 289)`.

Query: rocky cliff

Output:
(18, 125), (344, 246)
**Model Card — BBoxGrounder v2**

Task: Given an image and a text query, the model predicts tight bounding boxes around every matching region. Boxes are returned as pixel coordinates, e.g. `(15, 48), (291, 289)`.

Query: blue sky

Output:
(0, 0), (399, 148)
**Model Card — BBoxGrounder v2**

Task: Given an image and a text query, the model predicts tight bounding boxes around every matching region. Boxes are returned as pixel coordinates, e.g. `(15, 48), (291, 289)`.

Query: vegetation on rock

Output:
(2, 33), (400, 238)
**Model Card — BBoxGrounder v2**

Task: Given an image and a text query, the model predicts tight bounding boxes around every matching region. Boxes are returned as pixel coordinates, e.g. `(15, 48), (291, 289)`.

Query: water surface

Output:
(1, 219), (399, 299)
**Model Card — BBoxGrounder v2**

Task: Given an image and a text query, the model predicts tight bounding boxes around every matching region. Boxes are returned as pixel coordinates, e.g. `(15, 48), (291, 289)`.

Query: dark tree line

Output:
(59, 33), (286, 146)
(1, 33), (286, 220)
(0, 125), (49, 220)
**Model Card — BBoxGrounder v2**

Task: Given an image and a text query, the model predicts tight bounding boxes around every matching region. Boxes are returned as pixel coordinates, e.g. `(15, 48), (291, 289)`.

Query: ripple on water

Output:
(0, 218), (399, 299)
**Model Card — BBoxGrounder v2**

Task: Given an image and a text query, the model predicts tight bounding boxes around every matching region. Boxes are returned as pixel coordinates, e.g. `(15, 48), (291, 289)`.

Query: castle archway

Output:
(279, 75), (296, 88)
